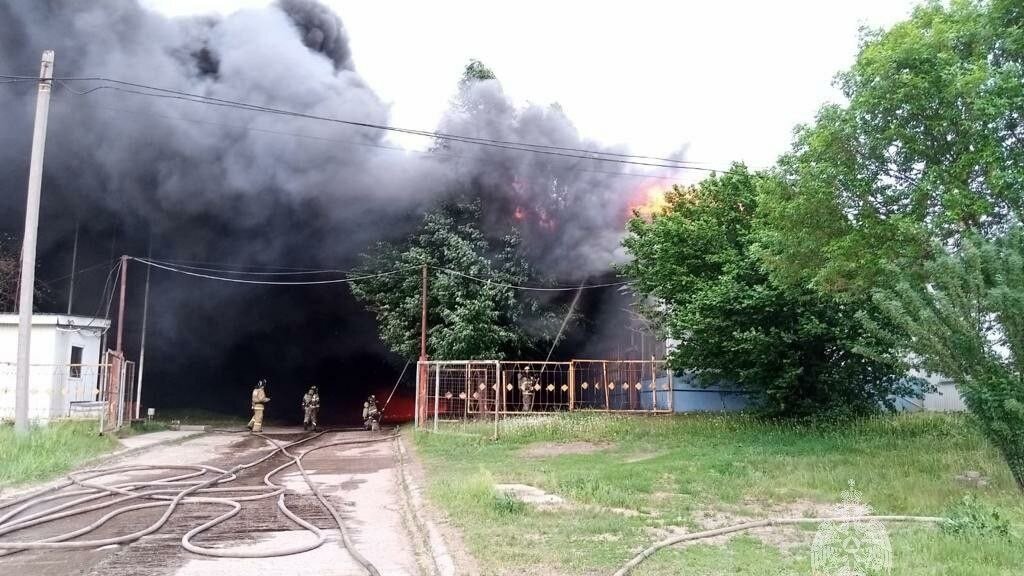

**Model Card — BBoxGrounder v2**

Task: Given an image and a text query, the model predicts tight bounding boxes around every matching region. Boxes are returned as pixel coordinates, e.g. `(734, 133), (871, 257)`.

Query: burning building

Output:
(0, 0), (683, 422)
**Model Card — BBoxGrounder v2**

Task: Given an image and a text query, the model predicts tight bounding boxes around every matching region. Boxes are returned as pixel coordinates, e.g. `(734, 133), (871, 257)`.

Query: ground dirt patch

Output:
(519, 441), (611, 458)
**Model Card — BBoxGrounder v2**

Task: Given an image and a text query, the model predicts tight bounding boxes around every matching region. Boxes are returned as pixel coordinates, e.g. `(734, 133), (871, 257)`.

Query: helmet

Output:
(368, 395), (376, 401)
(311, 386), (318, 393)
(257, 379), (266, 388)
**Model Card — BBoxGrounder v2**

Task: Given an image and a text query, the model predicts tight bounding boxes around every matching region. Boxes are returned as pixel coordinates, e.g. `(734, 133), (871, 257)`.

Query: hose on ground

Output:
(611, 514), (946, 576)
(0, 429), (398, 573)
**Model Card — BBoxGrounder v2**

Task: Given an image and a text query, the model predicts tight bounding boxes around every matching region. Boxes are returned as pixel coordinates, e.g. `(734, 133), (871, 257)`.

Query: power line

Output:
(64, 99), (696, 184)
(27, 74), (744, 175)
(433, 267), (627, 292)
(129, 257), (628, 291)
(144, 259), (351, 276)
(131, 257), (417, 285)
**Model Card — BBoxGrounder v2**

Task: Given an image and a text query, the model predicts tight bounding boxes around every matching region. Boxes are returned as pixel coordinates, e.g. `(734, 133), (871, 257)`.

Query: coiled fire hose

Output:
(0, 429), (399, 575)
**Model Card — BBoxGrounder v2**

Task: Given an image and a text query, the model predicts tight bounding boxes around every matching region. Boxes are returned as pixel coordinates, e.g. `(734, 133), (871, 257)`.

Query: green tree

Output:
(869, 232), (1024, 490)
(758, 0), (1024, 297)
(350, 202), (548, 360)
(621, 166), (916, 417)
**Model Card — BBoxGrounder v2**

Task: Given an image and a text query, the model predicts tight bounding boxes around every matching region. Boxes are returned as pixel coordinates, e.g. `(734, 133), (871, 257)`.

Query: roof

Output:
(0, 313), (112, 329)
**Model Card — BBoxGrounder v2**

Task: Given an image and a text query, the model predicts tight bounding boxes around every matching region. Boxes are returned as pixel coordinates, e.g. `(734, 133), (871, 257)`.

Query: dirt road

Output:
(0, 428), (430, 576)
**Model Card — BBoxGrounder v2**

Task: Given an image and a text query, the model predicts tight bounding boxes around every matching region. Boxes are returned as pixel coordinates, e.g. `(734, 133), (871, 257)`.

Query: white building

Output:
(0, 314), (110, 422)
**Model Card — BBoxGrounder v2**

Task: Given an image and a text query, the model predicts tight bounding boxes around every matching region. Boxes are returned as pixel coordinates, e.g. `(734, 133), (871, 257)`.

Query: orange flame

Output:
(629, 185), (670, 218)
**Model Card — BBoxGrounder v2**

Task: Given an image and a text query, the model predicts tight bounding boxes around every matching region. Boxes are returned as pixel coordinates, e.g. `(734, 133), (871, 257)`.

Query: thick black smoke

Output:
(0, 0), (670, 417)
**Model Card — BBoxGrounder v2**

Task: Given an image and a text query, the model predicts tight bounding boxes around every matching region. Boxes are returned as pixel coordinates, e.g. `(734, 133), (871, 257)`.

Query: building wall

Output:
(0, 314), (109, 422)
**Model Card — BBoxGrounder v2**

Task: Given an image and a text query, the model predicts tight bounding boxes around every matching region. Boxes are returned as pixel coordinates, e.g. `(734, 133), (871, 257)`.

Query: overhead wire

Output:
(131, 257), (417, 286)
(31, 74), (747, 175)
(130, 256), (628, 291)
(433, 266), (629, 291)
(60, 98), (696, 183)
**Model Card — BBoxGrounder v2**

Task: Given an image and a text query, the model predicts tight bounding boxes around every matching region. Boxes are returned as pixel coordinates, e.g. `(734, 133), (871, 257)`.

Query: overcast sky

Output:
(146, 0), (921, 178)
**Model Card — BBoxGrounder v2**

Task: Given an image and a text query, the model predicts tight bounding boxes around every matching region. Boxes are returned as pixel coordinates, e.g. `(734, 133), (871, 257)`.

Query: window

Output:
(69, 346), (83, 379)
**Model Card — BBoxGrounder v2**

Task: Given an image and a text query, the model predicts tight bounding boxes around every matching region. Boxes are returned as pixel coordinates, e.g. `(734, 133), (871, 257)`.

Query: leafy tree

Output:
(350, 202), (552, 360)
(868, 231), (1024, 490)
(758, 0), (1024, 297)
(621, 166), (917, 417)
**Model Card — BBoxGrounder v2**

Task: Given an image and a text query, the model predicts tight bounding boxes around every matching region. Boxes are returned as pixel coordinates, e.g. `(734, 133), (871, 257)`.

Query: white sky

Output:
(145, 0), (921, 175)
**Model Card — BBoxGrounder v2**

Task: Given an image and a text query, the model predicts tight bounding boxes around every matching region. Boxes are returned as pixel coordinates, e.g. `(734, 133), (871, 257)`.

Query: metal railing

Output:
(416, 358), (672, 430)
(0, 362), (110, 421)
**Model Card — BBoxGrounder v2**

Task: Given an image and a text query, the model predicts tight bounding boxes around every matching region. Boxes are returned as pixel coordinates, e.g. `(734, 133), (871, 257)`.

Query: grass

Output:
(152, 408), (250, 428)
(0, 420), (119, 487)
(412, 413), (1024, 575)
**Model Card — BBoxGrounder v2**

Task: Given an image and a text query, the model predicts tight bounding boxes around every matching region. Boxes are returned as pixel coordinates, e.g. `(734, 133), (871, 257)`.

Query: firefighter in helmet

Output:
(247, 379), (270, 433)
(519, 366), (536, 412)
(362, 394), (380, 431)
(302, 386), (320, 431)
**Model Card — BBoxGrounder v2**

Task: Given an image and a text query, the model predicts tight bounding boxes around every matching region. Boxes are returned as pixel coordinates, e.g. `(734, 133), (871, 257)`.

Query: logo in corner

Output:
(811, 480), (892, 576)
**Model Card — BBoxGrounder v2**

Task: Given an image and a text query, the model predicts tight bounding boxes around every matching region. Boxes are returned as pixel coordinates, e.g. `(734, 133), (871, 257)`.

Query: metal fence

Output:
(0, 362), (110, 422)
(416, 359), (672, 430)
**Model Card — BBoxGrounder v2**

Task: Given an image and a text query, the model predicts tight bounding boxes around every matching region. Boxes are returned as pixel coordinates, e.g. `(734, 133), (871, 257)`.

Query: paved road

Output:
(0, 429), (425, 576)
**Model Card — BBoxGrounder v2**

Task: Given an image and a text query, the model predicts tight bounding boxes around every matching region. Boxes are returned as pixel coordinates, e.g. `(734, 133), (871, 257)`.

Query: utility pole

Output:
(66, 219), (78, 314)
(418, 264), (429, 426)
(135, 239), (152, 419)
(14, 50), (55, 435)
(115, 255), (127, 353)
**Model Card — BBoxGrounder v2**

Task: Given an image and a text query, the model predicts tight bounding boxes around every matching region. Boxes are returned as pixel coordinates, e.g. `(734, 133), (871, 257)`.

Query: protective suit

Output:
(302, 386), (320, 431)
(362, 395), (380, 431)
(247, 379), (270, 433)
(519, 367), (536, 412)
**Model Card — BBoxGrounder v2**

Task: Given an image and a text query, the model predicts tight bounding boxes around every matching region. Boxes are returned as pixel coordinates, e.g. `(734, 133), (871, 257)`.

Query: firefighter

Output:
(362, 394), (380, 431)
(247, 379), (270, 433)
(519, 366), (536, 412)
(302, 386), (320, 431)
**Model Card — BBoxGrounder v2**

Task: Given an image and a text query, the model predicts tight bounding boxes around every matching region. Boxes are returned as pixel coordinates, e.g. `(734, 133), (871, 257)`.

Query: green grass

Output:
(0, 420), (119, 487)
(153, 408), (250, 428)
(413, 413), (1024, 575)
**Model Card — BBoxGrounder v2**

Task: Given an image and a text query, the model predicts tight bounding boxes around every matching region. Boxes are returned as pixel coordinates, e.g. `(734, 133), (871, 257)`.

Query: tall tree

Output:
(349, 202), (552, 360)
(621, 166), (917, 417)
(868, 231), (1024, 490)
(758, 0), (1024, 297)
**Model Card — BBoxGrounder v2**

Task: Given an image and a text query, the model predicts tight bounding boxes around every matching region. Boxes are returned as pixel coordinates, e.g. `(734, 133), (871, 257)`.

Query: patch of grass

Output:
(0, 420), (119, 487)
(413, 413), (1024, 575)
(153, 408), (249, 428)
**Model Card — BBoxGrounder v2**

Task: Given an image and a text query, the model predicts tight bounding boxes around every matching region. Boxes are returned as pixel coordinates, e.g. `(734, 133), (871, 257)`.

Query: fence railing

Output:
(0, 362), (110, 421)
(416, 359), (672, 429)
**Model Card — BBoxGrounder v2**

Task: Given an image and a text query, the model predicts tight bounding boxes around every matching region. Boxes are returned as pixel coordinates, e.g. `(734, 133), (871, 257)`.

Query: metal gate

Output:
(416, 358), (672, 429)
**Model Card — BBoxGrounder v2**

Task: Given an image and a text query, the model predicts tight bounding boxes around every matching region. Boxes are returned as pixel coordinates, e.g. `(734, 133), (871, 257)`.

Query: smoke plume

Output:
(0, 0), (674, 410)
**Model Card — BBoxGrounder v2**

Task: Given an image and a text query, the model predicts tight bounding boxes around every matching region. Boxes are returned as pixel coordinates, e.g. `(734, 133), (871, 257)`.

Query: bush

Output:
(942, 495), (1013, 539)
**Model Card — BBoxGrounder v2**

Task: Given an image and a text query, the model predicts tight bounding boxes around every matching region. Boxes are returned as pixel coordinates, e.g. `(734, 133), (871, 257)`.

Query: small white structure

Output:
(0, 314), (110, 422)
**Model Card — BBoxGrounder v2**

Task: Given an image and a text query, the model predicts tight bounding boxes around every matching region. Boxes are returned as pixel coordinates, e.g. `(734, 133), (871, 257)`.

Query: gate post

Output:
(433, 363), (441, 432)
(568, 361), (575, 411)
(104, 350), (123, 434)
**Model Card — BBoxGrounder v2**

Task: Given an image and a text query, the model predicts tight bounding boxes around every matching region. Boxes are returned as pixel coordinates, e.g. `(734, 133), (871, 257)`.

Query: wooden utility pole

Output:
(14, 50), (55, 434)
(115, 255), (128, 353)
(418, 264), (429, 426)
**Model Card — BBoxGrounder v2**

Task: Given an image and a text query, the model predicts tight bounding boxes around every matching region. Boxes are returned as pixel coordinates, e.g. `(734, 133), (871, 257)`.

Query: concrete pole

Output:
(135, 241), (151, 419)
(67, 219), (78, 314)
(14, 50), (55, 434)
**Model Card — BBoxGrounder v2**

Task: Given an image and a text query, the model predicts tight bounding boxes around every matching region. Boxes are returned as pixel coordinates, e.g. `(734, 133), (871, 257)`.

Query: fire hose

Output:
(0, 429), (399, 575)
(611, 514), (946, 576)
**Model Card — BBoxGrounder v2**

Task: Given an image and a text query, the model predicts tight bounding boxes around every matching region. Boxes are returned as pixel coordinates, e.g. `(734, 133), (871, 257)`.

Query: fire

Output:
(629, 185), (670, 219)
